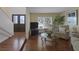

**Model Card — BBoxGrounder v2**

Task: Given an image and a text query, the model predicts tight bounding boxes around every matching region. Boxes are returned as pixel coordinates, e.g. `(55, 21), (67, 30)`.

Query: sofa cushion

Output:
(72, 25), (79, 33)
(71, 36), (79, 51)
(73, 41), (79, 51)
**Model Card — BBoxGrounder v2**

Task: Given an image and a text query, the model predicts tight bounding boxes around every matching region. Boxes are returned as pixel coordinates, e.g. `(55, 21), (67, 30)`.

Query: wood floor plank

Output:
(0, 32), (26, 51)
(23, 35), (73, 51)
(0, 32), (73, 51)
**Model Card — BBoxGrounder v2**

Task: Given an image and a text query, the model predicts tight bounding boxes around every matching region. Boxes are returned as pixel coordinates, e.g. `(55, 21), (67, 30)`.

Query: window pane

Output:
(20, 16), (25, 24)
(68, 17), (76, 27)
(38, 16), (52, 29)
(67, 12), (77, 27)
(13, 16), (18, 24)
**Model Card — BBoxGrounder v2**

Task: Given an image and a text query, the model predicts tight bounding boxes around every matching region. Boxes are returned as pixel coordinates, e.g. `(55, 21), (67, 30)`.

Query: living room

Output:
(27, 7), (79, 51)
(1, 0), (79, 59)
(0, 7), (79, 51)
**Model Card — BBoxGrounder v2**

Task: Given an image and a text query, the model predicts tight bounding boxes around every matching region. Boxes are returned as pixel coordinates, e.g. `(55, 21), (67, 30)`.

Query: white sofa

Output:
(71, 36), (79, 51)
(70, 25), (79, 51)
(55, 25), (70, 40)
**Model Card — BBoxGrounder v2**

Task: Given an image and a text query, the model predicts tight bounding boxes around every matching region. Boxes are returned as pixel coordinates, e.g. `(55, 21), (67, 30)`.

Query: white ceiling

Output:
(29, 7), (76, 13)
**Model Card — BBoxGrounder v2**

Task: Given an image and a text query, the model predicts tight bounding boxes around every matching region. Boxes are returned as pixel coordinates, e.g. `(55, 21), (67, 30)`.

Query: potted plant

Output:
(51, 15), (65, 34)
(48, 16), (65, 38)
(53, 15), (65, 25)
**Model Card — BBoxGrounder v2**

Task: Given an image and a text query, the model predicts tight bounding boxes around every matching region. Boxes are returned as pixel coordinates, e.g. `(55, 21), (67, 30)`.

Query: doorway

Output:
(12, 14), (26, 32)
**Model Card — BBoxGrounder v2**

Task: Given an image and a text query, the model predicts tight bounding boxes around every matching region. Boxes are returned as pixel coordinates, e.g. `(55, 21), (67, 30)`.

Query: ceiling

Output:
(29, 7), (76, 13)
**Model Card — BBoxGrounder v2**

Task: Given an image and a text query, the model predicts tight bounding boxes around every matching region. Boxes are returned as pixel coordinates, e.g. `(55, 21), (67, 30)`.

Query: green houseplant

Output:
(50, 16), (65, 36)
(53, 15), (65, 25)
(48, 16), (65, 37)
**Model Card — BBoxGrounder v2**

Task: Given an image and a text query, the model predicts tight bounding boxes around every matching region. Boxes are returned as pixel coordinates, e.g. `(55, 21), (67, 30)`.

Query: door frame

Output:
(12, 14), (26, 32)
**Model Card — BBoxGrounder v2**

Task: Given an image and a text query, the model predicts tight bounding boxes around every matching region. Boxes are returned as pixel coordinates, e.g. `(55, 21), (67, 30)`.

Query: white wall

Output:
(26, 8), (30, 39)
(1, 7), (26, 20)
(10, 7), (26, 14)
(0, 8), (14, 43)
(1, 7), (12, 19)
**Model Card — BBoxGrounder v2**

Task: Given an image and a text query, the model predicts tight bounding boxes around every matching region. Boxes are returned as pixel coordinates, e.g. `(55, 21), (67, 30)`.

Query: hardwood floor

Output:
(0, 32), (26, 51)
(0, 32), (73, 51)
(23, 35), (73, 51)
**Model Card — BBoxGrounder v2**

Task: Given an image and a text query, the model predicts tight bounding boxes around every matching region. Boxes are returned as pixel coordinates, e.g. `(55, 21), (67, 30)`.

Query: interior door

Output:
(12, 14), (26, 32)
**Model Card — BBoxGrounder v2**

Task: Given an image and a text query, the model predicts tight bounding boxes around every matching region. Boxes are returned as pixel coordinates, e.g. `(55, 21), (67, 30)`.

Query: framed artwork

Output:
(38, 16), (52, 25)
(38, 16), (52, 29)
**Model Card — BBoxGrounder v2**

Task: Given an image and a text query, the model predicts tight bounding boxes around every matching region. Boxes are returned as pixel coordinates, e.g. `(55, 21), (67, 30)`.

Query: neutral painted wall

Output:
(30, 13), (60, 22)
(1, 7), (12, 19)
(26, 8), (30, 39)
(0, 8), (14, 43)
(10, 7), (26, 14)
(1, 7), (26, 20)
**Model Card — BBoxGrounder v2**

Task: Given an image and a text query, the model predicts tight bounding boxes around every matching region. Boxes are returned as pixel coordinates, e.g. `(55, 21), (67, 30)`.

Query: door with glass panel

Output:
(12, 14), (25, 32)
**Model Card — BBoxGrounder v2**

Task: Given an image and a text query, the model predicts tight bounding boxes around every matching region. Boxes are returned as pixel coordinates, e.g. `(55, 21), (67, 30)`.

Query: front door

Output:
(12, 14), (26, 32)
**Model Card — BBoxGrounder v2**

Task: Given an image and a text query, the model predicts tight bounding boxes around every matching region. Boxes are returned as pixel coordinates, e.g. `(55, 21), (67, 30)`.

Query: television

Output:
(30, 22), (38, 29)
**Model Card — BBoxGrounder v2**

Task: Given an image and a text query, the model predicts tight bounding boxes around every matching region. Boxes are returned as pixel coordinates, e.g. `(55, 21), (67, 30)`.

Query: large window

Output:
(20, 16), (25, 24)
(67, 10), (78, 27)
(12, 15), (25, 24)
(38, 16), (52, 29)
(13, 16), (18, 24)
